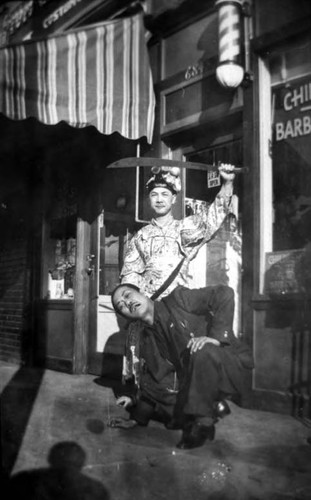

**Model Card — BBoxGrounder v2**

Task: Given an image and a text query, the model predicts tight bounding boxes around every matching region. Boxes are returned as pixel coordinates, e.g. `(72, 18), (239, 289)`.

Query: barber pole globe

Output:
(215, 0), (244, 88)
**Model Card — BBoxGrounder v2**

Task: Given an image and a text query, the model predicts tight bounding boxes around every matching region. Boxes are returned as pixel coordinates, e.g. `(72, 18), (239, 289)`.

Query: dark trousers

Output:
(177, 343), (243, 420)
(205, 284), (235, 338)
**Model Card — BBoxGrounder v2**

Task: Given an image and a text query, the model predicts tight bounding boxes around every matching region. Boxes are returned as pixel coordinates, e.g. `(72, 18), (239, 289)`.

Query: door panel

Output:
(87, 212), (128, 376)
(97, 294), (127, 352)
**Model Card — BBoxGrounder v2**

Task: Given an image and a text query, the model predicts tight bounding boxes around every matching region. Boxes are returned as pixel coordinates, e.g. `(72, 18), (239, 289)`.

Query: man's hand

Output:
(116, 396), (133, 409)
(218, 163), (236, 183)
(187, 334), (220, 354)
(108, 417), (137, 429)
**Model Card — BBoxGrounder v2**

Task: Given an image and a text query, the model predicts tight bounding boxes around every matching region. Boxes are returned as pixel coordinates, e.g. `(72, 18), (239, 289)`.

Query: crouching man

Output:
(110, 283), (254, 450)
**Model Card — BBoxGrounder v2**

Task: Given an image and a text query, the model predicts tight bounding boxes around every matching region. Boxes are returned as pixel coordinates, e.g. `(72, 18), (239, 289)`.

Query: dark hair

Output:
(111, 283), (140, 314)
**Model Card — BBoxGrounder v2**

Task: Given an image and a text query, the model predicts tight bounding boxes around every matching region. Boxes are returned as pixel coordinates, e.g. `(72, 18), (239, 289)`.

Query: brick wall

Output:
(0, 240), (30, 364)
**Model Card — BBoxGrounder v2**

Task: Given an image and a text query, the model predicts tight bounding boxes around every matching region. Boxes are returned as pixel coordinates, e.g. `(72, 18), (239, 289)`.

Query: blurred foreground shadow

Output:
(8, 441), (110, 500)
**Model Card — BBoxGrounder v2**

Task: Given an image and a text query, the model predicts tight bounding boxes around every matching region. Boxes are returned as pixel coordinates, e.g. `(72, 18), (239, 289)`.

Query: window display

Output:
(48, 237), (76, 299)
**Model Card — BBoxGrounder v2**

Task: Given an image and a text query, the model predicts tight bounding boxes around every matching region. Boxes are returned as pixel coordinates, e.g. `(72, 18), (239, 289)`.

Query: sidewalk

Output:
(1, 361), (311, 500)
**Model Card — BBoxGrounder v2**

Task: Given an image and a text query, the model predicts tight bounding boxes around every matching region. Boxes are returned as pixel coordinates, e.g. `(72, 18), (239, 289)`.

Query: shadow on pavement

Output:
(1, 365), (45, 479)
(8, 441), (110, 500)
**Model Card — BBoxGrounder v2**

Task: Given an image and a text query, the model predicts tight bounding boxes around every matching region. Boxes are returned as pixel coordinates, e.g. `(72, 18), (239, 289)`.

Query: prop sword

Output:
(107, 157), (248, 173)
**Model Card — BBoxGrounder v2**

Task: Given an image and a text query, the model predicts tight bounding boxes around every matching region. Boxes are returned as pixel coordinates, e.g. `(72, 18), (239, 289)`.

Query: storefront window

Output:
(42, 179), (77, 300)
(261, 35), (311, 295)
(271, 40), (311, 251)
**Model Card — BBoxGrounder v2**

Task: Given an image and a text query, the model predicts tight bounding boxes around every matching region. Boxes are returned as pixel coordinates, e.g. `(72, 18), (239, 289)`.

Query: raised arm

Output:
(180, 164), (236, 251)
(217, 163), (235, 199)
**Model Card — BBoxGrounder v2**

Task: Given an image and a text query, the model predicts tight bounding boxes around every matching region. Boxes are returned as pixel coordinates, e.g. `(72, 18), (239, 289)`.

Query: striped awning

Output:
(0, 13), (155, 143)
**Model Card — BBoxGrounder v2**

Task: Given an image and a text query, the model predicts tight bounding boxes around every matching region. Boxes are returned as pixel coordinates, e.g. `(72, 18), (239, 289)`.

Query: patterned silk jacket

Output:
(120, 187), (232, 298)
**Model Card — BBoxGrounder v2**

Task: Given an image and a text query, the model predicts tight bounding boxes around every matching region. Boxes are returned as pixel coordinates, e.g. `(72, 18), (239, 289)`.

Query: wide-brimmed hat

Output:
(146, 166), (181, 194)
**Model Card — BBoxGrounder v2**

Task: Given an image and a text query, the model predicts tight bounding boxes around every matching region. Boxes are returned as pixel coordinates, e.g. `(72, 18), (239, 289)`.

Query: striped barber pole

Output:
(216, 0), (243, 66)
(0, 13), (155, 144)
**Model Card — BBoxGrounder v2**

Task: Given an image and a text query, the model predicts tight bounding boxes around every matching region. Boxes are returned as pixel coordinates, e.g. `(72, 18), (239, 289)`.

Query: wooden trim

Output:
(87, 214), (100, 374)
(258, 57), (273, 294)
(250, 389), (296, 415)
(160, 71), (243, 136)
(251, 56), (262, 297)
(252, 295), (311, 310)
(241, 60), (256, 351)
(39, 299), (74, 310)
(161, 106), (243, 137)
(44, 357), (73, 374)
(73, 218), (91, 374)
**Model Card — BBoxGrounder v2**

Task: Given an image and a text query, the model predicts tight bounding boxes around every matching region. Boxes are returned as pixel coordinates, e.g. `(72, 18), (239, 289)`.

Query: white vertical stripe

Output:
(122, 18), (130, 139)
(147, 70), (155, 144)
(17, 45), (26, 118)
(3, 49), (9, 114)
(132, 16), (140, 139)
(96, 27), (104, 133)
(19, 45), (26, 118)
(41, 41), (48, 123)
(4, 48), (14, 117)
(105, 23), (114, 134)
(67, 33), (77, 124)
(77, 31), (87, 125)
(15, 46), (22, 118)
(9, 48), (15, 117)
(47, 38), (58, 123)
(37, 42), (44, 122)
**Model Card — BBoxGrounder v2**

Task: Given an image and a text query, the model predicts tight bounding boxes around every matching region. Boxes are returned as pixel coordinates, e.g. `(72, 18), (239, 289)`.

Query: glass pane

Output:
(271, 76), (311, 251)
(264, 36), (311, 296)
(186, 141), (243, 205)
(99, 222), (128, 295)
(186, 141), (243, 334)
(163, 14), (217, 79)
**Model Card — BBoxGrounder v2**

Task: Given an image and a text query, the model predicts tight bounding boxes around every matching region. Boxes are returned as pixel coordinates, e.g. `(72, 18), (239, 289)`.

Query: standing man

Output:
(120, 164), (236, 298)
(111, 283), (254, 449)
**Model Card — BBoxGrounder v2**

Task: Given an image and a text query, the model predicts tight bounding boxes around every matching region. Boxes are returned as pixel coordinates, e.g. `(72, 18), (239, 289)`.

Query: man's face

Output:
(149, 187), (176, 217)
(113, 286), (149, 320)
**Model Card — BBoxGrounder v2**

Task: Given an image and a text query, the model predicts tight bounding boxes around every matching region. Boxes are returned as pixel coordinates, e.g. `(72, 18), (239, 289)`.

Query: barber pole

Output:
(215, 0), (244, 88)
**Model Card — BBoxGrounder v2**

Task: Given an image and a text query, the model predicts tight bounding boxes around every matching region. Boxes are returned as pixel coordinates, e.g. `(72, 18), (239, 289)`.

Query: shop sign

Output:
(207, 170), (221, 188)
(42, 0), (83, 29)
(0, 0), (99, 44)
(274, 77), (311, 142)
(2, 1), (33, 36)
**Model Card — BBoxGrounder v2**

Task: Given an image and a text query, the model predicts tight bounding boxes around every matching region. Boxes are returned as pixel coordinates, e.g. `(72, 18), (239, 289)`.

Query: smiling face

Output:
(112, 285), (152, 322)
(148, 187), (176, 217)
